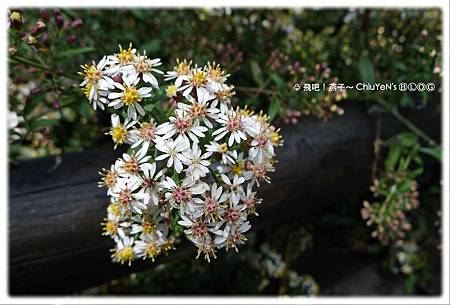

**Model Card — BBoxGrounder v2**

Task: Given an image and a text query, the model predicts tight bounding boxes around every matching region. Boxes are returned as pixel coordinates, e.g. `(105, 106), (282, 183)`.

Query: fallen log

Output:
(9, 101), (440, 295)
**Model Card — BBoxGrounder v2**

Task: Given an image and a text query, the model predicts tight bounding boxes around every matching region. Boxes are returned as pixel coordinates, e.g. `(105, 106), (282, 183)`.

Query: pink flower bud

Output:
(40, 10), (50, 21)
(31, 21), (46, 35)
(54, 10), (64, 29)
(70, 18), (83, 29)
(66, 34), (76, 44)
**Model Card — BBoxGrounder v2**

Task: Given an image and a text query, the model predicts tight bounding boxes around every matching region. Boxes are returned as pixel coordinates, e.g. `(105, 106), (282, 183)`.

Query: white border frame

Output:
(1, 0), (448, 304)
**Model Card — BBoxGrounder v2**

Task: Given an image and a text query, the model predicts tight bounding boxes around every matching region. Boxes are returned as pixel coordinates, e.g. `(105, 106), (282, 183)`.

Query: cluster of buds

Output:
(9, 9), (84, 51)
(80, 43), (283, 264)
(361, 174), (419, 245)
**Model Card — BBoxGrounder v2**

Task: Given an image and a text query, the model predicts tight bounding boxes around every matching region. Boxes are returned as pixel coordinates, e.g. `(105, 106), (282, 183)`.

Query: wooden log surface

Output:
(9, 101), (441, 295)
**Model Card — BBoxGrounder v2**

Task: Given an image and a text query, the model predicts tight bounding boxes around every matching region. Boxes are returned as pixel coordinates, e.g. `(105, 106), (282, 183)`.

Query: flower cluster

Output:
(80, 44), (283, 264)
(361, 176), (419, 246)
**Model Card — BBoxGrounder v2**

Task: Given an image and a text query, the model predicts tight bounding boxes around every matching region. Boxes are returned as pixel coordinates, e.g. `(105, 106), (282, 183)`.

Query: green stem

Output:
(9, 55), (48, 70)
(376, 99), (437, 147)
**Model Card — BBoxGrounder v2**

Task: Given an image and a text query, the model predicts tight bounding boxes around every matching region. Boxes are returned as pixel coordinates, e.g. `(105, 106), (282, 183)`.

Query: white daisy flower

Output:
(249, 128), (276, 163)
(178, 214), (213, 239)
(154, 137), (189, 173)
(156, 109), (208, 146)
(111, 178), (147, 213)
(181, 142), (213, 181)
(105, 43), (137, 76)
(111, 233), (135, 266)
(116, 152), (152, 182)
(194, 183), (229, 221)
(79, 56), (115, 110)
(205, 141), (235, 164)
(214, 220), (251, 251)
(221, 174), (245, 205)
(134, 233), (166, 261)
(129, 120), (159, 158)
(134, 162), (165, 206)
(179, 67), (210, 102)
(107, 114), (137, 149)
(162, 177), (208, 210)
(107, 73), (152, 120)
(177, 94), (220, 128)
(164, 58), (192, 87)
(211, 83), (235, 113)
(243, 161), (274, 187)
(98, 159), (123, 195)
(122, 53), (163, 89)
(212, 110), (247, 147)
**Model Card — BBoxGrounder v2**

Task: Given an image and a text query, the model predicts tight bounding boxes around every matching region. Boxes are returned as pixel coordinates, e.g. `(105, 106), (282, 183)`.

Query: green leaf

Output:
(358, 57), (375, 83)
(396, 132), (417, 147)
(23, 92), (46, 116)
(270, 73), (285, 89)
(420, 146), (442, 161)
(250, 60), (264, 86)
(28, 118), (59, 130)
(268, 98), (280, 122)
(56, 47), (95, 58)
(385, 145), (401, 170)
(143, 103), (156, 112)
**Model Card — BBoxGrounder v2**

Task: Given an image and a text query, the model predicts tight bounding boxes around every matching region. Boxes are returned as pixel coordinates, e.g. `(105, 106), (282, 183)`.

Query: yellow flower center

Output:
(135, 60), (150, 73)
(166, 85), (177, 97)
(191, 71), (207, 87)
(207, 64), (223, 80)
(145, 243), (161, 261)
(189, 103), (206, 118)
(142, 221), (156, 234)
(116, 246), (134, 265)
(117, 47), (134, 64)
(139, 122), (156, 140)
(122, 86), (140, 106)
(85, 65), (103, 83)
(110, 125), (128, 144)
(230, 162), (244, 175)
(218, 143), (228, 153)
(100, 169), (118, 188)
(175, 60), (191, 75)
(104, 220), (118, 235)
(108, 203), (122, 216)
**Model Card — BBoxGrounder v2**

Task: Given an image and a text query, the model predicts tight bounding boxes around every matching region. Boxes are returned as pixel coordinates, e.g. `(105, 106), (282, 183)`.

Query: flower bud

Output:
(52, 99), (60, 109)
(37, 32), (50, 48)
(8, 47), (18, 56)
(26, 35), (37, 45)
(54, 10), (64, 29)
(31, 87), (41, 95)
(9, 10), (22, 29)
(66, 34), (76, 44)
(31, 21), (46, 35)
(70, 18), (83, 29)
(40, 10), (50, 21)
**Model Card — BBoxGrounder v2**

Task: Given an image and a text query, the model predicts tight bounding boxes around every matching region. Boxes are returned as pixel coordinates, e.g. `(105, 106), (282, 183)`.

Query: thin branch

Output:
(376, 99), (437, 147)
